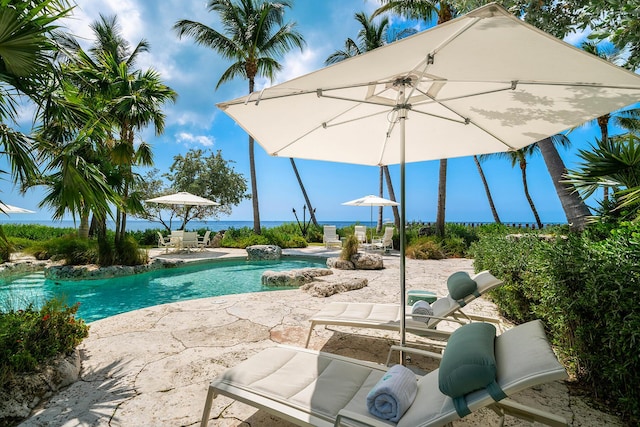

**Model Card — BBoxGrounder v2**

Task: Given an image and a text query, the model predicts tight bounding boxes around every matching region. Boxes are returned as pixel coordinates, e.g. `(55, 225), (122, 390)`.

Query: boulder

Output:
(246, 245), (282, 260)
(326, 257), (355, 270)
(210, 232), (224, 248)
(0, 349), (81, 426)
(301, 278), (368, 297)
(261, 268), (333, 287)
(351, 252), (384, 270)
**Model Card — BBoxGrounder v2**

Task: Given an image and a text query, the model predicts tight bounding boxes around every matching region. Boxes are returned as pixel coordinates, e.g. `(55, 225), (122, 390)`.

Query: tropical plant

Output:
(53, 15), (177, 244)
(581, 41), (640, 202)
(566, 133), (640, 220)
(174, 0), (305, 235)
(0, 0), (72, 201)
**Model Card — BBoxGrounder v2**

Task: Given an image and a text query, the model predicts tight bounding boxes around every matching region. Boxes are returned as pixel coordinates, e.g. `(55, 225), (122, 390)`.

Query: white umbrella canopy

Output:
(217, 3), (640, 347)
(0, 203), (36, 214)
(343, 195), (399, 239)
(145, 192), (219, 206)
(146, 192), (220, 229)
(342, 195), (399, 207)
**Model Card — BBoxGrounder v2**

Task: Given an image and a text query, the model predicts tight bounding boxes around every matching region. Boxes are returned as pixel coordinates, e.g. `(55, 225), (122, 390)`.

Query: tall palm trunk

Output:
(520, 159), (543, 229)
(597, 114), (611, 201)
(289, 158), (318, 226)
(377, 166), (383, 232)
(537, 137), (591, 230)
(473, 155), (501, 224)
(78, 211), (90, 239)
(435, 159), (447, 237)
(248, 77), (261, 234)
(383, 165), (400, 228)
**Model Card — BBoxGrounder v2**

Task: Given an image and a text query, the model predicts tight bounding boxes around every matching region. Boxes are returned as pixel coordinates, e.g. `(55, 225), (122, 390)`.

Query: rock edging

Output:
(0, 349), (81, 426)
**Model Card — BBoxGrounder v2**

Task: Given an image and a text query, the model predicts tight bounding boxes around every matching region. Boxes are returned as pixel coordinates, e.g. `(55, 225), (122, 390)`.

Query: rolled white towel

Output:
(411, 300), (434, 322)
(366, 364), (418, 422)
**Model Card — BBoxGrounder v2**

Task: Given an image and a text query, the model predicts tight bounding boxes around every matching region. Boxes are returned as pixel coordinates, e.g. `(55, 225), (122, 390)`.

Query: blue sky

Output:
(0, 0), (626, 225)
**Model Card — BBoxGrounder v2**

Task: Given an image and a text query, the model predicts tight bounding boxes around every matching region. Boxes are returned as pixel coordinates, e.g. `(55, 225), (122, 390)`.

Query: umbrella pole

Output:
(399, 91), (408, 364)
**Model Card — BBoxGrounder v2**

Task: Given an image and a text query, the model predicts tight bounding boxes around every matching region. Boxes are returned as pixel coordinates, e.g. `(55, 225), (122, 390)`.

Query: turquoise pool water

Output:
(0, 257), (326, 322)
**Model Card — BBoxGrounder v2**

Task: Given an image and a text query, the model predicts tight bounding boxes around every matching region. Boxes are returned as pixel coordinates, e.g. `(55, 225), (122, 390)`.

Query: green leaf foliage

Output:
(470, 224), (640, 423)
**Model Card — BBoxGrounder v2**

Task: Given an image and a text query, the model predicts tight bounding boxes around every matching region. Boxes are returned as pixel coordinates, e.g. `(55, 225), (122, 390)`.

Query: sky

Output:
(0, 0), (629, 226)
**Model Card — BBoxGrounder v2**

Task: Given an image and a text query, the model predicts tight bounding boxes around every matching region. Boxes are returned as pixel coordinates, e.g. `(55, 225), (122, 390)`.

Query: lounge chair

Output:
(305, 270), (503, 347)
(323, 225), (342, 249)
(157, 232), (175, 253)
(354, 225), (367, 246)
(200, 319), (568, 427)
(198, 230), (212, 250)
(371, 226), (394, 252)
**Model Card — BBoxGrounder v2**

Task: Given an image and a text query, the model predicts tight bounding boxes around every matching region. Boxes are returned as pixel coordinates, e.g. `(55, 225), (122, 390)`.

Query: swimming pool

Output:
(0, 257), (326, 322)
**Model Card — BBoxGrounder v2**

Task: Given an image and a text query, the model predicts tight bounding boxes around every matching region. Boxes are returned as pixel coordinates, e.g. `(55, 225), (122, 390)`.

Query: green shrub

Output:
(340, 234), (358, 261)
(0, 299), (89, 387)
(469, 224), (640, 424)
(28, 235), (99, 265)
(114, 236), (149, 266)
(1, 224), (76, 241)
(406, 236), (445, 260)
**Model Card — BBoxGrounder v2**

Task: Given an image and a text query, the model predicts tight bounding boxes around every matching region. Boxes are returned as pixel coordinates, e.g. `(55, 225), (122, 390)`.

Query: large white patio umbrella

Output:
(0, 202), (35, 214)
(145, 191), (219, 206)
(145, 192), (219, 228)
(217, 3), (640, 347)
(342, 195), (399, 240)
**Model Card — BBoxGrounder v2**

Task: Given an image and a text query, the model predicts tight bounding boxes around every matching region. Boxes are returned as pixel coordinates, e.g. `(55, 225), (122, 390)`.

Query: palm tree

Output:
(325, 11), (413, 228)
(174, 0), (305, 235)
(566, 134), (640, 220)
(60, 16), (176, 243)
(0, 0), (71, 192)
(473, 155), (501, 223)
(481, 144), (545, 229)
(582, 41), (640, 202)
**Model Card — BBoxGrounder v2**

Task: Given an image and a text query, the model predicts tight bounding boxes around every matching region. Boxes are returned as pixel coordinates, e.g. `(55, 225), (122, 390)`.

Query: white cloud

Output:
(175, 132), (215, 147)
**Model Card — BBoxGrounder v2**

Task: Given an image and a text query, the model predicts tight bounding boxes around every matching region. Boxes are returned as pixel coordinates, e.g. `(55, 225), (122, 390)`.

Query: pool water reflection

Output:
(0, 257), (326, 322)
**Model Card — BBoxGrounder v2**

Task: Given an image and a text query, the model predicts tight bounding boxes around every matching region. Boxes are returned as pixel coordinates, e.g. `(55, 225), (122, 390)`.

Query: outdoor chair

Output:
(181, 231), (199, 251)
(323, 225), (342, 249)
(198, 230), (212, 250)
(354, 225), (367, 246)
(305, 270), (504, 347)
(157, 232), (175, 253)
(200, 319), (568, 427)
(371, 226), (394, 252)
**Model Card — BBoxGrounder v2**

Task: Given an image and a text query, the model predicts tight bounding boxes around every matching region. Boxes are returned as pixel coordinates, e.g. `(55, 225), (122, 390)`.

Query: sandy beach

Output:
(17, 247), (623, 426)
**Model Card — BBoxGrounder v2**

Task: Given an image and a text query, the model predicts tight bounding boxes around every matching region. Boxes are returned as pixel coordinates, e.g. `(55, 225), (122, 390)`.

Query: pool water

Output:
(0, 257), (326, 322)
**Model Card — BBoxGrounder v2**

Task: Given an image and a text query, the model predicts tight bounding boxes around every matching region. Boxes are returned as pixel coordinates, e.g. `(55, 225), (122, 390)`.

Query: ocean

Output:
(0, 219), (363, 232)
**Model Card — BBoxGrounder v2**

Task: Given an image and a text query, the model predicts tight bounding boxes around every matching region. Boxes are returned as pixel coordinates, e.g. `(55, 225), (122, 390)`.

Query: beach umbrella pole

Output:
(399, 86), (407, 363)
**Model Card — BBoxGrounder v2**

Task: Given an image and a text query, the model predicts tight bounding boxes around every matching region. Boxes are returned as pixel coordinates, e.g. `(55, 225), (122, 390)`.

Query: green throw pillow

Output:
(438, 322), (505, 417)
(447, 271), (478, 301)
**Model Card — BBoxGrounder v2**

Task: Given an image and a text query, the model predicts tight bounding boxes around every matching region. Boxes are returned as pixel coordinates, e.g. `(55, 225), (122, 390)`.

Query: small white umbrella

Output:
(145, 192), (219, 206)
(145, 192), (219, 228)
(342, 195), (399, 240)
(0, 203), (36, 214)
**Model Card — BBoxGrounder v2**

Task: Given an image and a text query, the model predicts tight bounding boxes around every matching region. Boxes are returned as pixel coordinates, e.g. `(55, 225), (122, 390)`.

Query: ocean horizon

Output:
(0, 218), (559, 232)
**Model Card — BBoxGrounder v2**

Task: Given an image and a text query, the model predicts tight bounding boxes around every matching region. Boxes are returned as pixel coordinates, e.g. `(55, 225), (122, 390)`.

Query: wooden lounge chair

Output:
(305, 270), (504, 347)
(200, 320), (568, 427)
(323, 225), (342, 249)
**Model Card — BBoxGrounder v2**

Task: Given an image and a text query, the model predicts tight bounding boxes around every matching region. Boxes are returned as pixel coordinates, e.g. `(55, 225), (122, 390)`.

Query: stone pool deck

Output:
(18, 246), (622, 426)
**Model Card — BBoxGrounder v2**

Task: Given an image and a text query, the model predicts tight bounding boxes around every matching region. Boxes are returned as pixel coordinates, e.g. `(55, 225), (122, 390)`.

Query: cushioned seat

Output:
(201, 320), (568, 427)
(305, 270), (504, 347)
